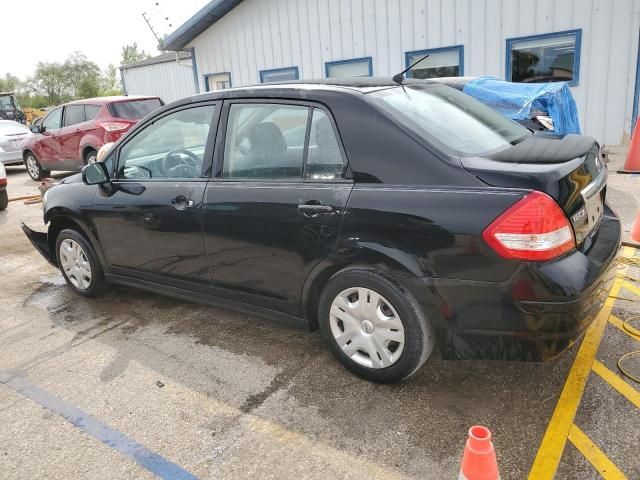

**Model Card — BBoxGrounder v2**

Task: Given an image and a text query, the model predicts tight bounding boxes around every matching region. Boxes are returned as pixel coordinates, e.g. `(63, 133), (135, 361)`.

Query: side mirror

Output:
(30, 125), (42, 134)
(82, 162), (110, 185)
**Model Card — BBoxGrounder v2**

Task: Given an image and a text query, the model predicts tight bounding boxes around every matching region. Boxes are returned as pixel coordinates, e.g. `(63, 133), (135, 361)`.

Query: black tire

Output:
(318, 268), (434, 383)
(55, 228), (108, 297)
(24, 153), (50, 181)
(0, 189), (7, 211)
(84, 149), (97, 165)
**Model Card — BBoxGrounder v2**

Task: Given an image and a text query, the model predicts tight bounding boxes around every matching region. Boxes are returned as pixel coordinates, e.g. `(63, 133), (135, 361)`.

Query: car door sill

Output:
(104, 273), (309, 330)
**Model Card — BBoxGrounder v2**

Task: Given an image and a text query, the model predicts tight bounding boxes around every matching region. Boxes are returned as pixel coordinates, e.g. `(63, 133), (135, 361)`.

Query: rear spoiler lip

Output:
(21, 222), (56, 267)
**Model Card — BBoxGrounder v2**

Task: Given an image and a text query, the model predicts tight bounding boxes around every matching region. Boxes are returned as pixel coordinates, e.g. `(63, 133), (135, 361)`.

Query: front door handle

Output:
(298, 202), (334, 216)
(171, 195), (194, 211)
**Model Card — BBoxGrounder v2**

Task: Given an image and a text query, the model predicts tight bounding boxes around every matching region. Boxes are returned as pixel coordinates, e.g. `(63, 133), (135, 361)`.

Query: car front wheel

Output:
(56, 229), (108, 297)
(25, 153), (49, 181)
(318, 268), (434, 383)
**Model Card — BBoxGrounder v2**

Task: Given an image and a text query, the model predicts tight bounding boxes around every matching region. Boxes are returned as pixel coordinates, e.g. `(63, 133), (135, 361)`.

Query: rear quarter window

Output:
(109, 99), (162, 120)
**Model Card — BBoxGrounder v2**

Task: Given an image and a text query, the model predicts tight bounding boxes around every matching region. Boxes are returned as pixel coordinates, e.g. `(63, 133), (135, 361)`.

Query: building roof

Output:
(121, 51), (192, 69)
(163, 0), (244, 51)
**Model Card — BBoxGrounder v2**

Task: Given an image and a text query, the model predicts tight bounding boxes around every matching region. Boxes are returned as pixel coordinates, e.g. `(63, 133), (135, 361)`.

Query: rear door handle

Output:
(297, 202), (334, 216)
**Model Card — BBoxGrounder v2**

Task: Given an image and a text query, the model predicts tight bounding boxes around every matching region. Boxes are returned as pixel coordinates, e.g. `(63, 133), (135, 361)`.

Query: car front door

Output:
(58, 104), (86, 169)
(203, 101), (353, 316)
(37, 107), (63, 167)
(92, 102), (219, 292)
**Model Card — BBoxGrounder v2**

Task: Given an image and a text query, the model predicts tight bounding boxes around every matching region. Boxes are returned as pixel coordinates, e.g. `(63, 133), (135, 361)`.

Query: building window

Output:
(205, 72), (232, 92)
(325, 57), (373, 78)
(506, 30), (582, 86)
(405, 46), (464, 79)
(259, 67), (299, 83)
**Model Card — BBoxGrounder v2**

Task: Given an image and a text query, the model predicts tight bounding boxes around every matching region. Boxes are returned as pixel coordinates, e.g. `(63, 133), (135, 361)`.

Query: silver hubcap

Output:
(87, 154), (96, 164)
(26, 156), (39, 178)
(59, 239), (92, 290)
(329, 287), (405, 369)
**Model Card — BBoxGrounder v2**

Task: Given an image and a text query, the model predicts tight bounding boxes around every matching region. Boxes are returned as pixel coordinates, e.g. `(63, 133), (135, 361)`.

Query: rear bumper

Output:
(423, 207), (622, 361)
(21, 223), (56, 267)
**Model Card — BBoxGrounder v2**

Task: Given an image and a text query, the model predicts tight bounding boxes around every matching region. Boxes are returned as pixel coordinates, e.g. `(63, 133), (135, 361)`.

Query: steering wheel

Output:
(162, 148), (201, 178)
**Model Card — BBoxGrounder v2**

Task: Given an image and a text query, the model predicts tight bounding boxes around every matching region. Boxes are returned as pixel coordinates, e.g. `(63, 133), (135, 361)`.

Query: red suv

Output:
(22, 96), (162, 180)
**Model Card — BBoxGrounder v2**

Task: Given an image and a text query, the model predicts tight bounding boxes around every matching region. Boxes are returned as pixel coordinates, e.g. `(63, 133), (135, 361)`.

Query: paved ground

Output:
(0, 147), (639, 479)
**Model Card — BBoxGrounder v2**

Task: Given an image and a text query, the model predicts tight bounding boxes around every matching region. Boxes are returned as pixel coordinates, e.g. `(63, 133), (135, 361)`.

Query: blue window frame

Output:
(259, 67), (299, 83)
(204, 72), (232, 92)
(325, 57), (373, 78)
(404, 46), (464, 79)
(506, 29), (582, 87)
(633, 31), (640, 131)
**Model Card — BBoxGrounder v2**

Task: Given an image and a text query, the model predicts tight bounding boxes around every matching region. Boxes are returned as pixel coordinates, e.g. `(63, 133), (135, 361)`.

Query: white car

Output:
(0, 120), (32, 166)
(0, 162), (7, 210)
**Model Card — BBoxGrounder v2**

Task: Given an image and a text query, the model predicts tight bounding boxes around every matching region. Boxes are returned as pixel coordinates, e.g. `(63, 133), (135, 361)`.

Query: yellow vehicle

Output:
(23, 107), (46, 125)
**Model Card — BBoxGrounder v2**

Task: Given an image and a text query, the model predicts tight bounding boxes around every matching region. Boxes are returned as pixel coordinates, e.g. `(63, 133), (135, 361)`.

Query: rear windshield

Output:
(369, 84), (530, 156)
(108, 98), (162, 120)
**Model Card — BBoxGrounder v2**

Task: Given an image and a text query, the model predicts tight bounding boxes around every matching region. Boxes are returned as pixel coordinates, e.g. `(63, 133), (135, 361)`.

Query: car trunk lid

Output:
(462, 132), (606, 252)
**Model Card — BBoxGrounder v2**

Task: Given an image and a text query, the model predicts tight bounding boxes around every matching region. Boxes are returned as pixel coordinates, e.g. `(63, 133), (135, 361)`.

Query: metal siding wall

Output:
(188, 0), (639, 144)
(122, 60), (196, 104)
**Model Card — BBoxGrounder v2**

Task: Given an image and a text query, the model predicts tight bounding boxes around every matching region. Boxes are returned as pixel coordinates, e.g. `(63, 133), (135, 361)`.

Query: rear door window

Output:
(84, 104), (101, 120)
(223, 104), (309, 179)
(306, 109), (345, 180)
(109, 99), (162, 120)
(63, 105), (85, 127)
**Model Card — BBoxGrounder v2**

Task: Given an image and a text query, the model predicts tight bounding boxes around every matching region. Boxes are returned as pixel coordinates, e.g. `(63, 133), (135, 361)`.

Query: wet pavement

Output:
(0, 149), (639, 479)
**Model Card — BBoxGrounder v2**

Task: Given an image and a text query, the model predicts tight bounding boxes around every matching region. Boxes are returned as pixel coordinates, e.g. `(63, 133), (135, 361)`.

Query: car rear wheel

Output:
(318, 268), (434, 383)
(56, 229), (108, 297)
(84, 149), (97, 165)
(25, 153), (49, 181)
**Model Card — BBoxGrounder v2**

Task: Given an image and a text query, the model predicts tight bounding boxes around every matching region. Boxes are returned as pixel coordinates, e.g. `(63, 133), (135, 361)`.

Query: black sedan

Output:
(22, 79), (620, 383)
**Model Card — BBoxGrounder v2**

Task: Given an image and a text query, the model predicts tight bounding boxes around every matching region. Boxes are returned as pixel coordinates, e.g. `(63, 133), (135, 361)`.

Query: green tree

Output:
(77, 76), (100, 99)
(32, 62), (71, 105)
(121, 43), (151, 65)
(0, 73), (20, 92)
(64, 51), (100, 97)
(99, 64), (123, 96)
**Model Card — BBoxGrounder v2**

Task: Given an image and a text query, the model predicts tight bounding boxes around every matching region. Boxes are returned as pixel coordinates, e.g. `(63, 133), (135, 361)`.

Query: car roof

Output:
(182, 77), (453, 104)
(64, 95), (161, 106)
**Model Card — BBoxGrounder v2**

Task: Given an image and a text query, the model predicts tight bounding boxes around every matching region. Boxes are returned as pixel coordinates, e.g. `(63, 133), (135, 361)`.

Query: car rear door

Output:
(58, 104), (86, 169)
(37, 107), (63, 167)
(91, 101), (220, 293)
(203, 101), (353, 316)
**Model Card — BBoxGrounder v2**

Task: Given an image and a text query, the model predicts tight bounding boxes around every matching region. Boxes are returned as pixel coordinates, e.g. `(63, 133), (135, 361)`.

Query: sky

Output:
(0, 0), (209, 78)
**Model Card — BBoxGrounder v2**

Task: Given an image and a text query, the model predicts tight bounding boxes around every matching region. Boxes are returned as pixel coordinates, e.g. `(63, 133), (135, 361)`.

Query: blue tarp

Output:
(462, 77), (581, 135)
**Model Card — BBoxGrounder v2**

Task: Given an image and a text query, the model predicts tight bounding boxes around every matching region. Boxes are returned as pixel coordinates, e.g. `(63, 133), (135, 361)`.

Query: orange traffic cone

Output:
(619, 121), (640, 173)
(459, 425), (500, 480)
(624, 209), (640, 248)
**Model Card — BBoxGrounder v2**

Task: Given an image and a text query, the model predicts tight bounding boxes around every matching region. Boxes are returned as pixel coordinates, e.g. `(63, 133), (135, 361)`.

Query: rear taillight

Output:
(482, 191), (576, 262)
(98, 121), (131, 132)
(0, 178), (6, 187)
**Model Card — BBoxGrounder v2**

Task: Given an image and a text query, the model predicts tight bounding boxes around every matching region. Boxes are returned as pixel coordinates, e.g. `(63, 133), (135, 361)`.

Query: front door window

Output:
(117, 105), (215, 180)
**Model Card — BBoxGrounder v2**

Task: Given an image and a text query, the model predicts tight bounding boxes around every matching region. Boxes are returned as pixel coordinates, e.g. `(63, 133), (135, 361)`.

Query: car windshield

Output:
(0, 96), (13, 109)
(109, 99), (162, 120)
(369, 84), (530, 156)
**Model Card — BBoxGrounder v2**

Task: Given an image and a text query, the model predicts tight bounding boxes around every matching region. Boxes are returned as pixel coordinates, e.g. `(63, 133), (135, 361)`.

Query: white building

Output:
(163, 0), (640, 145)
(120, 52), (198, 104)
